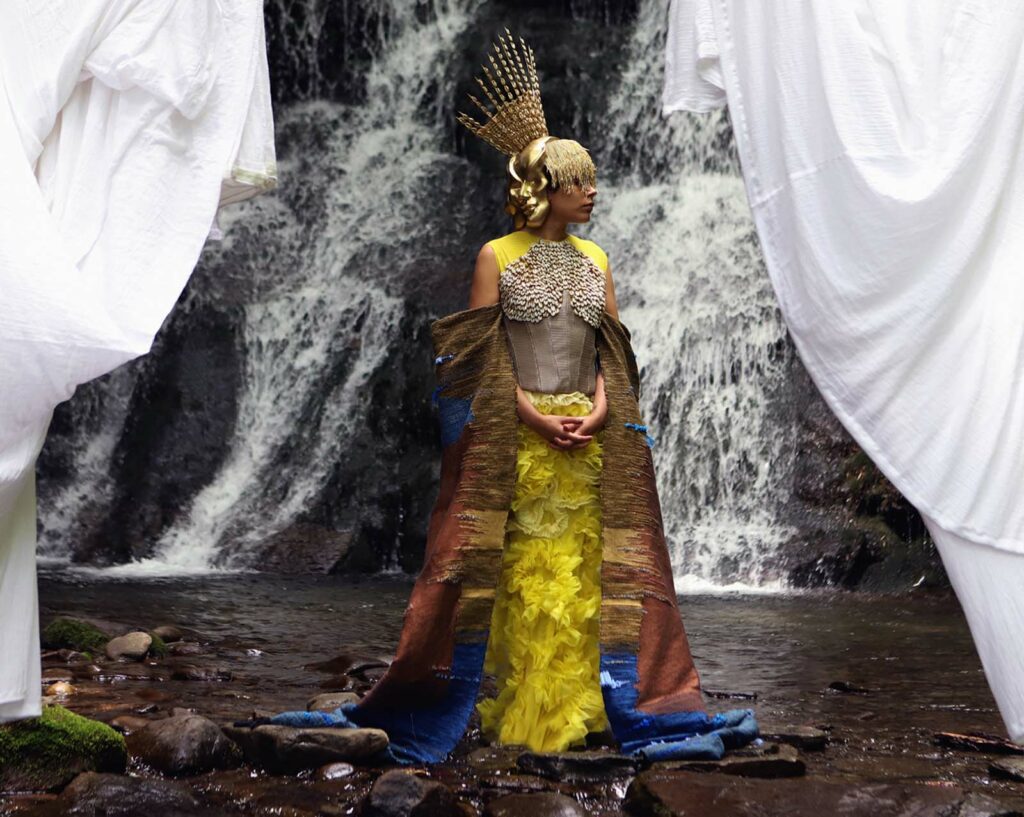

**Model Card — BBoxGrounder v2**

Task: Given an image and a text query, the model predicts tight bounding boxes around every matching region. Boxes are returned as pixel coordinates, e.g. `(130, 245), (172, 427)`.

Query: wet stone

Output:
(468, 746), (521, 774)
(990, 757), (1024, 782)
(45, 681), (75, 697)
(624, 771), (1023, 817)
(484, 792), (585, 817)
(936, 731), (1024, 755)
(169, 664), (232, 682)
(105, 632), (153, 660)
(479, 774), (551, 794)
(651, 742), (805, 778)
(151, 625), (184, 642)
(41, 668), (74, 683)
(760, 725), (829, 751)
(307, 691), (362, 711)
(167, 641), (206, 656)
(516, 749), (638, 782)
(127, 712), (242, 776)
(223, 724), (388, 774)
(362, 769), (460, 817)
(827, 680), (873, 695)
(109, 714), (152, 734)
(56, 771), (204, 817)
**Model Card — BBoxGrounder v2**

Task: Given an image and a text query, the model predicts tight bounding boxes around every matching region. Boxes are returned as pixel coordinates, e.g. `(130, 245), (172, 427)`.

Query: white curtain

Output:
(0, 0), (276, 722)
(664, 0), (1024, 740)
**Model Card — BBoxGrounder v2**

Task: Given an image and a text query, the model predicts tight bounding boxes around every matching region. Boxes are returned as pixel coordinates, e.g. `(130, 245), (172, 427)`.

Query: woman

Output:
(250, 30), (757, 765)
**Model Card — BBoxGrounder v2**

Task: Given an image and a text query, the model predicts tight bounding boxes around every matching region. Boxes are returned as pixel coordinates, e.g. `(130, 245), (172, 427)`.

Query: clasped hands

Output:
(516, 375), (608, 451)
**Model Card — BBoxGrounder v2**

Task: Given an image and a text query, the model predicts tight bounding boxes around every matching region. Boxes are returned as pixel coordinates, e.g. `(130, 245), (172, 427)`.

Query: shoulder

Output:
(569, 236), (608, 273)
(484, 231), (534, 273)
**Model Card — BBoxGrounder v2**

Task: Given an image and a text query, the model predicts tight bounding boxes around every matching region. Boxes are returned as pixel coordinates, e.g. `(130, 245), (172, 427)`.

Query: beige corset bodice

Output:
(497, 238), (606, 395)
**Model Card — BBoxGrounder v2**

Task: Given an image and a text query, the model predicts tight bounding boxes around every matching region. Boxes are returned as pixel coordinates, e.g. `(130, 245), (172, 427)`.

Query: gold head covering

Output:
(457, 29), (596, 228)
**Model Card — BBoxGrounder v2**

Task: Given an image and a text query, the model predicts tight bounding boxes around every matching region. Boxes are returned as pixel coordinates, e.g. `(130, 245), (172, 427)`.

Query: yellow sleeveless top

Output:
(486, 231), (608, 274)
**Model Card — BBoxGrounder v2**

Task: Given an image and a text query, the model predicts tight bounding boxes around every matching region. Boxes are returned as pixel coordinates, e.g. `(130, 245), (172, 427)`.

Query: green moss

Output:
(147, 632), (168, 658)
(41, 618), (109, 653)
(0, 704), (126, 792)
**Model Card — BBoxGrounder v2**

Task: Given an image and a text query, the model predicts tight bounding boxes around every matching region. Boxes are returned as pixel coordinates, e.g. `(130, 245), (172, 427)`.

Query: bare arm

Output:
(468, 244), (500, 308)
(604, 259), (619, 321)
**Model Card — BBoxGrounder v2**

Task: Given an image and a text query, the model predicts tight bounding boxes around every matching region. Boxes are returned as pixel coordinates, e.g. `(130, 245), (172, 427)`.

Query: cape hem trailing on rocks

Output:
(262, 304), (757, 763)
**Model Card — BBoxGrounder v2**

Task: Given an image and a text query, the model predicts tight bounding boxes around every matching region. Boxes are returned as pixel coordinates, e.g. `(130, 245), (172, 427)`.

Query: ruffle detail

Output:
(477, 390), (609, 752)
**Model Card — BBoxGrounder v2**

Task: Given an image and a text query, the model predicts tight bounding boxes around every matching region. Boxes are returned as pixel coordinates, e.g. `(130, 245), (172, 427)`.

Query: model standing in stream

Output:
(245, 30), (758, 765)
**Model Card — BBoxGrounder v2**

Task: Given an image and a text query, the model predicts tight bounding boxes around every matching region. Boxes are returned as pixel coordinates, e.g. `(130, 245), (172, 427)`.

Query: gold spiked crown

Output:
(457, 29), (550, 156)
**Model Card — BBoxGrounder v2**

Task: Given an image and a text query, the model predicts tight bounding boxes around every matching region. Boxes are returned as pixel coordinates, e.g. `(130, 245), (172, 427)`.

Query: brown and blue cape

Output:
(264, 304), (758, 763)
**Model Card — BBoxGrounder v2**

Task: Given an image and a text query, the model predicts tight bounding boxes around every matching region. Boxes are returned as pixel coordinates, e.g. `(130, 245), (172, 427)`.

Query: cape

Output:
(264, 304), (757, 763)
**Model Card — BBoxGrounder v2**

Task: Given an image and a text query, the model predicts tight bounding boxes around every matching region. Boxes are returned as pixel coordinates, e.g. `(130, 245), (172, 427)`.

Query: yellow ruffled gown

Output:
(475, 388), (610, 751)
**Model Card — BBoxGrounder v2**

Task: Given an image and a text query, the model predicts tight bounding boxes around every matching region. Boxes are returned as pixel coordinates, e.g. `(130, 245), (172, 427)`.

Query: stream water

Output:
(33, 569), (1024, 811)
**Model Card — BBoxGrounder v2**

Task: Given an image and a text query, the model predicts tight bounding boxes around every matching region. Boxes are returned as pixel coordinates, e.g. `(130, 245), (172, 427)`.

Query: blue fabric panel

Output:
(267, 640), (488, 765)
(599, 651), (758, 760)
(437, 396), (474, 448)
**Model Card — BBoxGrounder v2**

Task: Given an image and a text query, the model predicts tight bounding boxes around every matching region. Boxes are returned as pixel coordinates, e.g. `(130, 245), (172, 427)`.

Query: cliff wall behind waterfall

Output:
(35, 0), (944, 591)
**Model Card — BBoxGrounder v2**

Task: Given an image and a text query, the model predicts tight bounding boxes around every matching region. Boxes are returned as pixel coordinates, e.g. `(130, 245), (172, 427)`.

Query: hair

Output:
(504, 137), (596, 229)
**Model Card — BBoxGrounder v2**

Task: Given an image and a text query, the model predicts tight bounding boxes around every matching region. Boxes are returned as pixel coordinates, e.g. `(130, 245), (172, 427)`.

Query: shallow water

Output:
(30, 571), (1024, 810)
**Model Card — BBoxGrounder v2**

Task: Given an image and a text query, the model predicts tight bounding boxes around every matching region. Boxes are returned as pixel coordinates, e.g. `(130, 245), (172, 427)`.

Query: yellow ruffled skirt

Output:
(476, 389), (610, 752)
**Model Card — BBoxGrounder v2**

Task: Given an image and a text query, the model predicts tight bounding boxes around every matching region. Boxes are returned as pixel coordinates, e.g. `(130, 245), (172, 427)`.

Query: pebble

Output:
(317, 761), (356, 780)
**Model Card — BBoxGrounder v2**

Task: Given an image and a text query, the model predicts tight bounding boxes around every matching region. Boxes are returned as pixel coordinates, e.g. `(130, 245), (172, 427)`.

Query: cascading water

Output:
(103, 0), (483, 574)
(38, 0), (802, 588)
(596, 0), (796, 589)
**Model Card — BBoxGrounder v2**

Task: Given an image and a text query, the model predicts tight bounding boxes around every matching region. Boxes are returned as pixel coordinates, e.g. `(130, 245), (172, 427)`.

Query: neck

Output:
(525, 218), (570, 242)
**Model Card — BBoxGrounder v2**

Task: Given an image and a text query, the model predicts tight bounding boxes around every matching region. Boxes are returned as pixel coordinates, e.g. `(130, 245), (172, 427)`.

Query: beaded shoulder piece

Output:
(499, 240), (606, 328)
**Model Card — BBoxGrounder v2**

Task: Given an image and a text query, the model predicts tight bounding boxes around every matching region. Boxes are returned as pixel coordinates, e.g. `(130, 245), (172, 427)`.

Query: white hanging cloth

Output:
(663, 0), (1024, 740)
(0, 0), (276, 722)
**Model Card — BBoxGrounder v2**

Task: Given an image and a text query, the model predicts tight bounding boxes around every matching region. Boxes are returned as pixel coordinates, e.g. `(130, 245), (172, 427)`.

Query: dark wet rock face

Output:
(126, 712), (242, 776)
(781, 362), (946, 590)
(624, 771), (1024, 817)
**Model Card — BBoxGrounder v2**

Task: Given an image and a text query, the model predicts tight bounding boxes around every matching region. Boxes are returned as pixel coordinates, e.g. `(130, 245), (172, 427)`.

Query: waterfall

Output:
(597, 0), (796, 589)
(46, 0), (482, 575)
(38, 0), (801, 589)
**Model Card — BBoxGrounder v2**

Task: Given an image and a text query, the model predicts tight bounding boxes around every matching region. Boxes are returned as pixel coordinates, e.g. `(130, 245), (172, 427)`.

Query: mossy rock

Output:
(42, 618), (109, 653)
(146, 633), (168, 658)
(0, 704), (126, 792)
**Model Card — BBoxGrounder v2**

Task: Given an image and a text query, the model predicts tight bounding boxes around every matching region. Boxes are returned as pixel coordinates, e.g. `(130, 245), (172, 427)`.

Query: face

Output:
(547, 181), (597, 223)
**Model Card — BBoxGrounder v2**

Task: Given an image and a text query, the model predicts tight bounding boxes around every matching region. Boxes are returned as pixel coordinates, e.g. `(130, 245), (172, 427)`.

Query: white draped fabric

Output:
(664, 0), (1024, 740)
(0, 0), (276, 722)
